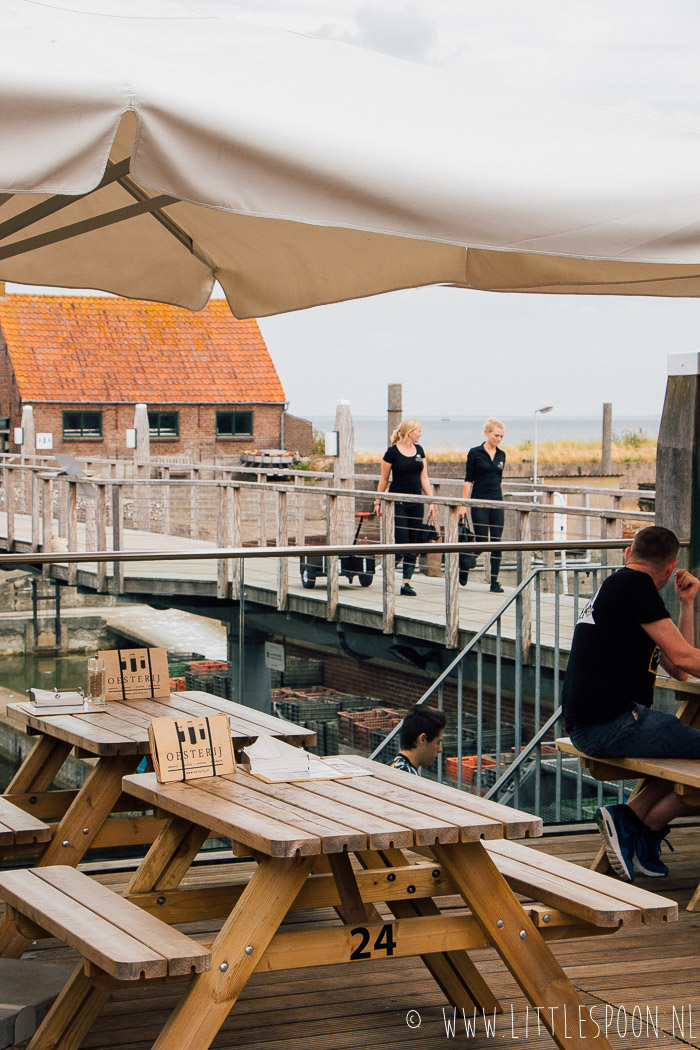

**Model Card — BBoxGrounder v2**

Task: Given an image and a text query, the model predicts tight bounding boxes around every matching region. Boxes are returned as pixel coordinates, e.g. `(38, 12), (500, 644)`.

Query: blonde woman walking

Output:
(374, 419), (436, 596)
(459, 417), (506, 592)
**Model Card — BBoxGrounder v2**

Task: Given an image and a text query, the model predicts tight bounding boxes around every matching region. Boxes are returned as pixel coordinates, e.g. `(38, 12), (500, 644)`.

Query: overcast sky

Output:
(10, 1), (700, 421)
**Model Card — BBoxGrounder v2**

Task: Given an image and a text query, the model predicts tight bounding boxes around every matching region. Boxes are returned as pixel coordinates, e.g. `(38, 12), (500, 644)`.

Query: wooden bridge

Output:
(0, 455), (651, 657)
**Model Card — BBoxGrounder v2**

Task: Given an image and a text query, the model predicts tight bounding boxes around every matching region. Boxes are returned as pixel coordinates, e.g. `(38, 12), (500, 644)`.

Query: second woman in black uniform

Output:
(459, 417), (506, 593)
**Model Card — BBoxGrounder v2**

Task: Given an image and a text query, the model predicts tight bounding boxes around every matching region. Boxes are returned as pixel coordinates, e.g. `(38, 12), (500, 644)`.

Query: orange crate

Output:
(189, 660), (229, 672)
(169, 677), (186, 692)
(353, 715), (401, 750)
(446, 756), (496, 782)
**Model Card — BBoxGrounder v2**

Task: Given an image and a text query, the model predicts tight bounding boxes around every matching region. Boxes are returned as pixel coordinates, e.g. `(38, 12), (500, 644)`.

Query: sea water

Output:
(310, 415), (660, 452)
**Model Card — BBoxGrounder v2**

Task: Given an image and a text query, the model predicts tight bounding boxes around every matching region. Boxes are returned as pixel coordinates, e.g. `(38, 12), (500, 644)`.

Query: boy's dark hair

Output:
(399, 704), (447, 750)
(629, 525), (680, 568)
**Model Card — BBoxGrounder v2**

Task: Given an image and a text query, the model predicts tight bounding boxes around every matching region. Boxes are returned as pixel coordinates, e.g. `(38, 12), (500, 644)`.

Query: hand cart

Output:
(300, 512), (376, 589)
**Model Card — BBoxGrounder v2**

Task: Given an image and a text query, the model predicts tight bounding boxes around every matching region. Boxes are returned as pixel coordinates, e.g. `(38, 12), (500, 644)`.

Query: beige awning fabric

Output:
(3, 1), (700, 317)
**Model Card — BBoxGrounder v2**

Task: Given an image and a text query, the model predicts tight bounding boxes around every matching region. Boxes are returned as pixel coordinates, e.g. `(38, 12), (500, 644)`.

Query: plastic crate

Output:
(338, 707), (392, 746)
(353, 715), (402, 751)
(184, 669), (218, 692)
(275, 696), (341, 723)
(167, 660), (193, 678)
(445, 755), (497, 783)
(208, 671), (231, 699)
(270, 656), (324, 689)
(369, 728), (400, 760)
(324, 721), (339, 755)
(169, 676), (186, 692)
(189, 660), (229, 673)
(332, 695), (384, 712)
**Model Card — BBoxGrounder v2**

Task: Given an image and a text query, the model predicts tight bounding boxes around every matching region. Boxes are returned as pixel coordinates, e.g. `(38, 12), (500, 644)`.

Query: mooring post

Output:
(656, 353), (700, 643)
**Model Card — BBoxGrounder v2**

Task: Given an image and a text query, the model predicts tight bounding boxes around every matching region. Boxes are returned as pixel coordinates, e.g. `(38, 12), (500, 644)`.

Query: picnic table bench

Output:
(0, 799), (51, 856)
(556, 674), (700, 910)
(0, 756), (676, 1050)
(0, 866), (211, 980)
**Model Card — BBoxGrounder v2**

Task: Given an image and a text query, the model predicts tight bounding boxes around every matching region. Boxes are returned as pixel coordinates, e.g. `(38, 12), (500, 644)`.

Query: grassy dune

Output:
(354, 435), (657, 464)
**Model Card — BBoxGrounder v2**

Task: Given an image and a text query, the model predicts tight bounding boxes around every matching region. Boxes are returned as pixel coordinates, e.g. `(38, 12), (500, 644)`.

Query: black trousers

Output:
(395, 501), (424, 579)
(471, 504), (505, 582)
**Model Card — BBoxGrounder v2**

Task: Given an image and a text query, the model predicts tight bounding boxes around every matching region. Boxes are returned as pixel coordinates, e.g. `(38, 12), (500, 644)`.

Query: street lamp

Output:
(533, 405), (554, 495)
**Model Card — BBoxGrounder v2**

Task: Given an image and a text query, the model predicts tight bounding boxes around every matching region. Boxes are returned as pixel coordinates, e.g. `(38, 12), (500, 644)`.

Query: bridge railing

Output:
(0, 459), (655, 648)
(0, 524), (685, 824)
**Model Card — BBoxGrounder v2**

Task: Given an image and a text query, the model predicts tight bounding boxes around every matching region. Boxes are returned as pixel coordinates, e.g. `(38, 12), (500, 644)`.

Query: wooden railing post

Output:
(111, 484), (123, 594)
(381, 499), (395, 634)
(326, 493), (339, 621)
(30, 471), (41, 550)
(161, 466), (171, 537)
(96, 483), (107, 592)
(445, 504), (460, 648)
(257, 472), (266, 547)
(66, 480), (78, 585)
(516, 509), (532, 661)
(216, 483), (229, 600)
(295, 476), (305, 549)
(189, 467), (199, 539)
(230, 485), (242, 600)
(6, 467), (14, 550)
(277, 488), (288, 611)
(40, 476), (52, 553)
(542, 490), (555, 593)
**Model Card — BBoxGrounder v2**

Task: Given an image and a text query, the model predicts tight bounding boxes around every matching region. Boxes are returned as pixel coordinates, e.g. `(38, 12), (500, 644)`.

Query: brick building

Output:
(0, 294), (311, 458)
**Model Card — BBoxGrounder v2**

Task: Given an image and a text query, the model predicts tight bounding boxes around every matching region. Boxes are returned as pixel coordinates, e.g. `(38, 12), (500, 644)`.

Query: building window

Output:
(216, 411), (253, 438)
(62, 410), (102, 439)
(148, 411), (179, 438)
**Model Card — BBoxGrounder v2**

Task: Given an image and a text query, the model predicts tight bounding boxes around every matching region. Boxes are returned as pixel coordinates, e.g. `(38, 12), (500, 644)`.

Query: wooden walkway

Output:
(0, 511), (582, 656)
(10, 826), (700, 1050)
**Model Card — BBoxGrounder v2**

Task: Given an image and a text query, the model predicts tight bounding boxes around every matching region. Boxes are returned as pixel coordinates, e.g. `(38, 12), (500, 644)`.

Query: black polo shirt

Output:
(383, 443), (426, 495)
(464, 444), (505, 500)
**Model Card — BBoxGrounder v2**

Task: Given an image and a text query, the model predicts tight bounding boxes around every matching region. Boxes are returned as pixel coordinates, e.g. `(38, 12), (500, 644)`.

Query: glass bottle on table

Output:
(87, 656), (106, 706)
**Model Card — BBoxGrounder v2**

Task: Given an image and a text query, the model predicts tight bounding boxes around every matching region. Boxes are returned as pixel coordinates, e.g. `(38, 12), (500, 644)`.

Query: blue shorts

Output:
(570, 704), (700, 760)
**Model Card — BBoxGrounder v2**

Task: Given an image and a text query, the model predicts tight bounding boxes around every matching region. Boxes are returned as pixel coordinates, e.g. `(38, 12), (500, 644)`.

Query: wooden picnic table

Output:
(0, 690), (314, 957)
(17, 755), (658, 1050)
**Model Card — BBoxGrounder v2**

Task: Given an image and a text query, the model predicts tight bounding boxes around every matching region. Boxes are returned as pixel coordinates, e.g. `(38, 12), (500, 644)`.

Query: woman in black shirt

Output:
(374, 418), (436, 596)
(459, 417), (506, 592)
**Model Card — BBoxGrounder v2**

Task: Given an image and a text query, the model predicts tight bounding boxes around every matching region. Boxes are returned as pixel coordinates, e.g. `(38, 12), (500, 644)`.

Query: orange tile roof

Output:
(0, 295), (285, 404)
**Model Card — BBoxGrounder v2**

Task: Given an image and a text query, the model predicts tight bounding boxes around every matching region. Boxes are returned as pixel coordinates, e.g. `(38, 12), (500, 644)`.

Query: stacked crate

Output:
(270, 656), (324, 689)
(338, 707), (401, 750)
(183, 660), (229, 694)
(352, 712), (402, 751)
(445, 755), (497, 786)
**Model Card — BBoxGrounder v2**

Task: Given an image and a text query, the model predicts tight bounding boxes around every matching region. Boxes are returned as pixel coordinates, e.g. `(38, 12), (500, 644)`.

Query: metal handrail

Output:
(0, 536), (650, 569)
(369, 565), (541, 762)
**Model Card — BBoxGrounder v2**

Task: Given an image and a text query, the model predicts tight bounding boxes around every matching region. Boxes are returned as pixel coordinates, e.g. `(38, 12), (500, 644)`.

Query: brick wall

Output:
(282, 413), (313, 456)
(285, 641), (532, 732)
(3, 400), (285, 459)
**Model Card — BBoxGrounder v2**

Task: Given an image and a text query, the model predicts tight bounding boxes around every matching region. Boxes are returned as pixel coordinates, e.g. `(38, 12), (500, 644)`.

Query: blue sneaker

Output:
(596, 804), (638, 882)
(635, 824), (674, 877)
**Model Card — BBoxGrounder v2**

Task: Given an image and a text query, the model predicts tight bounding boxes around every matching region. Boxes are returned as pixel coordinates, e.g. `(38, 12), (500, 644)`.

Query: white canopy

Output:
(2, 0), (700, 317)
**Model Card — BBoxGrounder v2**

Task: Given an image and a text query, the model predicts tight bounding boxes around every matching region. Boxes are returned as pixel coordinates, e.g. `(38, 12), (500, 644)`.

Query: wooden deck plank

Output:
(9, 830), (700, 1050)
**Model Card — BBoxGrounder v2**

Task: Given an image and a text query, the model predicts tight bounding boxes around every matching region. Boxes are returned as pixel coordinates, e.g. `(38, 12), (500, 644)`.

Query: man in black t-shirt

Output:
(562, 526), (700, 882)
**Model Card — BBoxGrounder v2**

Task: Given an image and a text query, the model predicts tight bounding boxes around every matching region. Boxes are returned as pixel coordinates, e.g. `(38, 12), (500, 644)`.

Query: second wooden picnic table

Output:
(0, 689), (314, 956)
